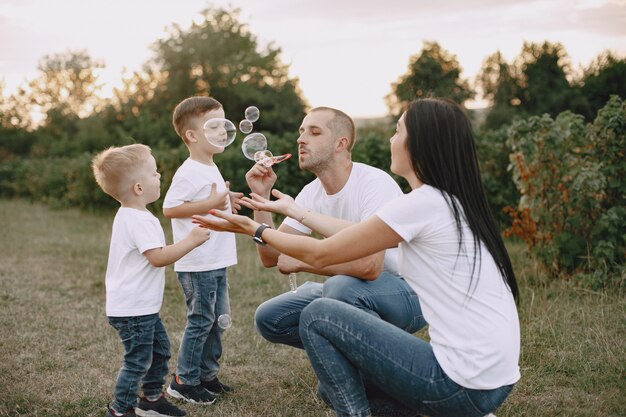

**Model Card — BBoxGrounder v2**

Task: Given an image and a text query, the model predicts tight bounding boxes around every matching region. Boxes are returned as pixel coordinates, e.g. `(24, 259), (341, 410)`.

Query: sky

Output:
(1, 0), (625, 118)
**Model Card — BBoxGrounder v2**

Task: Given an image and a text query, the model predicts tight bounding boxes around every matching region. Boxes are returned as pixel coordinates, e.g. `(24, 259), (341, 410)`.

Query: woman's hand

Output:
(192, 210), (259, 236)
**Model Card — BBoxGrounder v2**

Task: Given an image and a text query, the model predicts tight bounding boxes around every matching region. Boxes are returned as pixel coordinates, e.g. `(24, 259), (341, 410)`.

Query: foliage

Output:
(505, 96), (625, 286)
(386, 41), (474, 116)
(579, 51), (626, 120)
(148, 6), (306, 139)
(474, 126), (519, 227)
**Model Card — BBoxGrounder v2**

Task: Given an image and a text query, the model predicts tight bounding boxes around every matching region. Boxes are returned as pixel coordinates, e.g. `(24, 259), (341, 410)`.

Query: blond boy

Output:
(92, 144), (210, 417)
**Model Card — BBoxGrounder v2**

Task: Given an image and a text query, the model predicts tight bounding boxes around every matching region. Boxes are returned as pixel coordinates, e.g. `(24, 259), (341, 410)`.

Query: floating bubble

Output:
(217, 314), (232, 330)
(241, 132), (267, 160)
(239, 119), (253, 134)
(254, 150), (275, 167)
(203, 118), (236, 148)
(245, 106), (260, 122)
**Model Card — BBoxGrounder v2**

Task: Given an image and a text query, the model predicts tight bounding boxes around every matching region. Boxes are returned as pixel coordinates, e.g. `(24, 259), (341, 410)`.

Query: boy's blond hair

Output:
(92, 144), (152, 200)
(172, 96), (222, 143)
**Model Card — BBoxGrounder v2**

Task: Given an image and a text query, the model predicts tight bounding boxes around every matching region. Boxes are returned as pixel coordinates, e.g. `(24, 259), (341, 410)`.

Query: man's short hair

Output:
(310, 106), (356, 151)
(92, 144), (152, 200)
(172, 96), (222, 141)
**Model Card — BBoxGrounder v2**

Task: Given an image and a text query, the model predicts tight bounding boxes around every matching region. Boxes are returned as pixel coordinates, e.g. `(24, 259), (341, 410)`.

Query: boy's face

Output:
(136, 155), (161, 204)
(191, 108), (227, 154)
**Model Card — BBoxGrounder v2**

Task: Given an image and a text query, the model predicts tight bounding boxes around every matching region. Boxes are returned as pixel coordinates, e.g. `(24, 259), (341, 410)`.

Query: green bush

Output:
(505, 96), (625, 286)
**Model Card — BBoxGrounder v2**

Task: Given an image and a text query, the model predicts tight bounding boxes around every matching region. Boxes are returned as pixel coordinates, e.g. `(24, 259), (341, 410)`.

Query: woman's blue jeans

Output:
(300, 298), (515, 417)
(175, 268), (230, 385)
(254, 272), (426, 349)
(108, 313), (170, 413)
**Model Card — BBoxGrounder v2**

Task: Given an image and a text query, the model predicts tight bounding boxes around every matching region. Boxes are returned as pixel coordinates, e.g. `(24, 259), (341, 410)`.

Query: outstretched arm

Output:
(242, 189), (354, 237)
(192, 210), (402, 271)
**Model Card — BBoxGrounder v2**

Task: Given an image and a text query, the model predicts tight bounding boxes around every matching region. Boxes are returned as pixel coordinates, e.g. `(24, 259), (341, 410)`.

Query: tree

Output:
(580, 51), (626, 120)
(477, 51), (524, 130)
(386, 41), (474, 116)
(148, 6), (306, 140)
(28, 50), (104, 120)
(516, 41), (576, 117)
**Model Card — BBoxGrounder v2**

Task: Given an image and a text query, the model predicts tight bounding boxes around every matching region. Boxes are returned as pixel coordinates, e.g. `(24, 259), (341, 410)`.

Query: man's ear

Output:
(336, 136), (349, 152)
(133, 182), (143, 196)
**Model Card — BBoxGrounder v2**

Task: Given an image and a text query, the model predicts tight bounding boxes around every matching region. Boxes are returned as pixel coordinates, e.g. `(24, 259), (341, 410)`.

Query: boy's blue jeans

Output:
(301, 298), (515, 417)
(175, 268), (230, 385)
(108, 313), (170, 413)
(254, 272), (426, 349)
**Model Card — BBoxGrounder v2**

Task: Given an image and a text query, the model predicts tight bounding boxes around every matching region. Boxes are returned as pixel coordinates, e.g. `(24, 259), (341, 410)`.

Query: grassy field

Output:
(0, 199), (624, 417)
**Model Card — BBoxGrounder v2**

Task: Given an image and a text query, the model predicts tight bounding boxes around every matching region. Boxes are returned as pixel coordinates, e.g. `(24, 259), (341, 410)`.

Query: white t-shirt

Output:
(283, 162), (402, 274)
(163, 158), (237, 272)
(376, 185), (521, 389)
(105, 207), (166, 317)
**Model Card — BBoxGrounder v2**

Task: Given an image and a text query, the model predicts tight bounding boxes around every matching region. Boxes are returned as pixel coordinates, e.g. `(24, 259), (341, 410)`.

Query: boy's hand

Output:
(225, 181), (244, 214)
(207, 183), (230, 211)
(188, 225), (211, 247)
(245, 163), (277, 198)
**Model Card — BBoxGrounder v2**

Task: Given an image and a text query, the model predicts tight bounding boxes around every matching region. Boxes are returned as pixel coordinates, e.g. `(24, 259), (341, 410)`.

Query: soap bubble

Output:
(254, 150), (274, 167)
(217, 314), (232, 330)
(203, 118), (236, 148)
(241, 133), (267, 160)
(239, 119), (253, 134)
(245, 106), (260, 122)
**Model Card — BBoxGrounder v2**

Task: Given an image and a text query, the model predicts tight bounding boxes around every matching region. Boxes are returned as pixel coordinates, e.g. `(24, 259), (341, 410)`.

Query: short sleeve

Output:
(163, 176), (196, 209)
(376, 191), (432, 243)
(129, 218), (165, 254)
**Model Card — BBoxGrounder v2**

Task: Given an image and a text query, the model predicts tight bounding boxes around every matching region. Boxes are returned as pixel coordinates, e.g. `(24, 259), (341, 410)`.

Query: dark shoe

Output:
(166, 375), (216, 404)
(105, 405), (137, 417)
(200, 377), (233, 394)
(136, 393), (186, 417)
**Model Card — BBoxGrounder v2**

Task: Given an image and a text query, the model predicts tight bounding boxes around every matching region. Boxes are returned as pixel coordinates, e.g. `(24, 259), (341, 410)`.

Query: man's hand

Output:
(240, 189), (297, 217)
(225, 181), (244, 213)
(245, 163), (277, 198)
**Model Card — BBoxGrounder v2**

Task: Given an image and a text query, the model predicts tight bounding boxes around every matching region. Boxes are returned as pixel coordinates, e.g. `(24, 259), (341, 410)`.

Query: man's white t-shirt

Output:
(105, 207), (166, 317)
(283, 162), (402, 274)
(163, 158), (237, 272)
(376, 185), (521, 389)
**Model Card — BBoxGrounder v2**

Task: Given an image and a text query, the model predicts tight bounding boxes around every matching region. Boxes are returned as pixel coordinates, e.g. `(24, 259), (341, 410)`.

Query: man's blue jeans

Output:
(254, 272), (426, 349)
(108, 313), (170, 413)
(175, 268), (230, 385)
(300, 298), (515, 417)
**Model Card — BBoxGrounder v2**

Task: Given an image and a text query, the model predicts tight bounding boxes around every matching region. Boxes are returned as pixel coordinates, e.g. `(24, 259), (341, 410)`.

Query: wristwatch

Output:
(253, 223), (271, 246)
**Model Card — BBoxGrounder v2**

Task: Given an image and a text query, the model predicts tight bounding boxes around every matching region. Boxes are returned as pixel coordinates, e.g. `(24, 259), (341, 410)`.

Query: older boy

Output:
(163, 97), (242, 404)
(92, 144), (210, 417)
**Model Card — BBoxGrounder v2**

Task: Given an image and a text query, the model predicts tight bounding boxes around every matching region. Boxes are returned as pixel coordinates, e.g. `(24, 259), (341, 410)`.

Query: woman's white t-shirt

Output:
(376, 185), (521, 389)
(105, 207), (166, 317)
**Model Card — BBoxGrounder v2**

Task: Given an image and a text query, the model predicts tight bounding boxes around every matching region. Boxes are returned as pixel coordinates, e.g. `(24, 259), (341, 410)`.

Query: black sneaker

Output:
(200, 377), (233, 394)
(136, 393), (186, 417)
(166, 375), (216, 404)
(105, 405), (137, 417)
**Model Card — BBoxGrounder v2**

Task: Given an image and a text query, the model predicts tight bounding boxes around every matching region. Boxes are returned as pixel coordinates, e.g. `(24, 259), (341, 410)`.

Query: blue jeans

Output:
(300, 298), (515, 417)
(254, 272), (426, 349)
(108, 313), (170, 413)
(175, 268), (230, 385)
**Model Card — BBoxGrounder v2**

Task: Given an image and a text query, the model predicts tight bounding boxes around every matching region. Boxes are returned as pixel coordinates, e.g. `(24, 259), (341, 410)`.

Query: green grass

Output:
(0, 199), (624, 417)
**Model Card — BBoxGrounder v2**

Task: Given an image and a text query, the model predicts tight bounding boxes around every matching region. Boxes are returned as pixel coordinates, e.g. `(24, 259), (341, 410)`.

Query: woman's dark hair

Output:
(404, 98), (519, 302)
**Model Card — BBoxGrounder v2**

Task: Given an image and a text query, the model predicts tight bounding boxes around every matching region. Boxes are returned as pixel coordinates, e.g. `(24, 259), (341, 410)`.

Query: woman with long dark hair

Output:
(193, 98), (520, 417)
